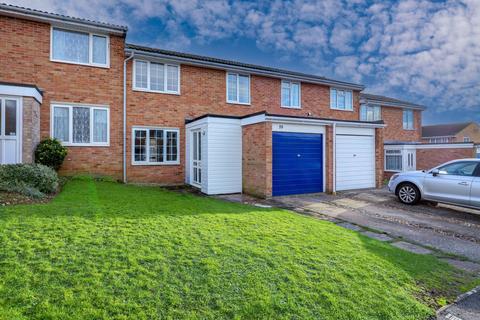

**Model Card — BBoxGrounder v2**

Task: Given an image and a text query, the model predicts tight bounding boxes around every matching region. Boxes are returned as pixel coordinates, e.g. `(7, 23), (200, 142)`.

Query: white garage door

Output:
(336, 128), (375, 191)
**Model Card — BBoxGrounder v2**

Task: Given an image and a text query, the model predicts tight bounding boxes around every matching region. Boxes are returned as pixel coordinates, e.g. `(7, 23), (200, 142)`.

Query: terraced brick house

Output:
(2, 3), (471, 197)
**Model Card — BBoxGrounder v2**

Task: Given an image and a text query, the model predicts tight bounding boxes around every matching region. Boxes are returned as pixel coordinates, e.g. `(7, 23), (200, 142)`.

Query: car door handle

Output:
(458, 182), (469, 186)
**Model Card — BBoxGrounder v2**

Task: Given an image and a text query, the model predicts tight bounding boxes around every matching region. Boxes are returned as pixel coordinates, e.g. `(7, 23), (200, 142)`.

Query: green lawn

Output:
(0, 177), (473, 319)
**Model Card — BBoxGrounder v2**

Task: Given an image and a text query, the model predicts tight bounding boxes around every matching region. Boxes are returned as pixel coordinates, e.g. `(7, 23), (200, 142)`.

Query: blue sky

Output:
(7, 0), (480, 124)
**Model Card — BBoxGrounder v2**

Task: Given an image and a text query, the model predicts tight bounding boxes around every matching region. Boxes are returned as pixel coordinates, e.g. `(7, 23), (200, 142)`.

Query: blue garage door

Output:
(272, 132), (323, 196)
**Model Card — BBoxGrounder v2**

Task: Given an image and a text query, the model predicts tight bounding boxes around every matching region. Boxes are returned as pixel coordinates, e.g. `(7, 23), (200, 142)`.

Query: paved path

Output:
(437, 287), (480, 320)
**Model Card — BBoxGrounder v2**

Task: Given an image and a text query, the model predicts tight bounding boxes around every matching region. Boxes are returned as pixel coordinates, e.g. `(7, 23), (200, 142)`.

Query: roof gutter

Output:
(360, 97), (426, 110)
(125, 48), (365, 91)
(0, 6), (127, 35)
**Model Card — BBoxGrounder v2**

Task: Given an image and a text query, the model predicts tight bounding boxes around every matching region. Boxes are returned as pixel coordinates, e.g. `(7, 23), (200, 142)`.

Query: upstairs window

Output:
(403, 109), (414, 130)
(330, 88), (353, 110)
(52, 104), (109, 146)
(227, 73), (250, 104)
(360, 104), (381, 121)
(281, 80), (300, 108)
(51, 28), (108, 67)
(464, 136), (471, 142)
(133, 60), (180, 94)
(132, 127), (179, 165)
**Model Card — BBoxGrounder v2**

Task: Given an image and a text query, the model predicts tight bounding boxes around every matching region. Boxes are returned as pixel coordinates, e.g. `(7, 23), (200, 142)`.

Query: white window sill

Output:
(227, 101), (251, 106)
(132, 87), (180, 95)
(50, 58), (109, 69)
(281, 105), (301, 109)
(403, 128), (415, 131)
(132, 162), (180, 166)
(330, 107), (354, 112)
(385, 169), (402, 172)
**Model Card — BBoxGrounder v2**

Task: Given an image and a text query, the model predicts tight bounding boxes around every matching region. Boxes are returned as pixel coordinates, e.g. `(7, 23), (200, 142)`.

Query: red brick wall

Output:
(0, 15), (125, 178)
(326, 126), (334, 193)
(416, 147), (476, 170)
(125, 62), (361, 184)
(242, 122), (272, 198)
(375, 128), (385, 187)
(382, 107), (421, 142)
(22, 97), (40, 163)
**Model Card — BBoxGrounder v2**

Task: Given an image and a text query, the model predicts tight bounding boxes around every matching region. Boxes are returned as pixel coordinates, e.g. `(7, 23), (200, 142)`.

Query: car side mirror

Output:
(431, 169), (440, 177)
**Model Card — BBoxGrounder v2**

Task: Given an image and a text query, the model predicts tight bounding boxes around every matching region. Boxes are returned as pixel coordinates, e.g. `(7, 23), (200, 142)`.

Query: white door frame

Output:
(0, 96), (22, 164)
(191, 129), (202, 187)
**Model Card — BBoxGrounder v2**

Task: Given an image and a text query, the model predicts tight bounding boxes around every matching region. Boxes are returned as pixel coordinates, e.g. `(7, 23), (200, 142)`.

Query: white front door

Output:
(192, 130), (202, 186)
(405, 150), (416, 171)
(0, 97), (20, 164)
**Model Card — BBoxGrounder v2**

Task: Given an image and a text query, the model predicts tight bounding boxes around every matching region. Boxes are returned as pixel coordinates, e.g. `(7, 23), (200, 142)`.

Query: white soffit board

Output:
(0, 84), (43, 104)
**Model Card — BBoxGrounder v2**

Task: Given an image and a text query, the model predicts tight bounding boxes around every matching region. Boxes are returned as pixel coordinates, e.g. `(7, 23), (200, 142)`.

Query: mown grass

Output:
(0, 177), (473, 319)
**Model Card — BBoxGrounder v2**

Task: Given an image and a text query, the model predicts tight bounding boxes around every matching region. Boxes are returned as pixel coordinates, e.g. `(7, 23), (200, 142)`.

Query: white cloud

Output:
(4, 0), (480, 117)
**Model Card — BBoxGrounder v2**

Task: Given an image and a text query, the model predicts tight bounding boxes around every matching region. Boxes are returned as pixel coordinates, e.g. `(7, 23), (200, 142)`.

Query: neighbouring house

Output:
(4, 3), (469, 198)
(422, 122), (480, 144)
(359, 94), (479, 177)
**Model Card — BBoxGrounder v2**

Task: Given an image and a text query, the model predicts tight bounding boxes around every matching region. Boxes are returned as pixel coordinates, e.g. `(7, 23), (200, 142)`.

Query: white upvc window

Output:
(403, 109), (414, 130)
(133, 59), (180, 94)
(464, 136), (471, 142)
(330, 88), (353, 111)
(360, 104), (381, 121)
(51, 104), (109, 146)
(429, 137), (450, 143)
(51, 27), (109, 67)
(281, 80), (301, 108)
(226, 72), (250, 104)
(385, 149), (403, 171)
(132, 127), (180, 165)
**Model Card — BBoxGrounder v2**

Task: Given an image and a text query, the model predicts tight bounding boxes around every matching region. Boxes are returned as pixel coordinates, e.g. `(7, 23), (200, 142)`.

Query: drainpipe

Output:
(123, 52), (135, 183)
(332, 122), (336, 195)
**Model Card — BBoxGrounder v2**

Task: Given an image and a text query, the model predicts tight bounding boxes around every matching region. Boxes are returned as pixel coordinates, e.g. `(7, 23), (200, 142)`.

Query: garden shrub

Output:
(0, 164), (59, 198)
(35, 138), (67, 170)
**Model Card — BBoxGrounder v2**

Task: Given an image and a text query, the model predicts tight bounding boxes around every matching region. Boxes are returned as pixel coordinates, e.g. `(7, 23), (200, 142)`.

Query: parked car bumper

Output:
(387, 174), (400, 193)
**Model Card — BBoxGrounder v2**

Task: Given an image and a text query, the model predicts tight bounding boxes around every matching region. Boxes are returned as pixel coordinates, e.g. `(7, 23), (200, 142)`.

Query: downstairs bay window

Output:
(132, 127), (179, 165)
(52, 104), (109, 146)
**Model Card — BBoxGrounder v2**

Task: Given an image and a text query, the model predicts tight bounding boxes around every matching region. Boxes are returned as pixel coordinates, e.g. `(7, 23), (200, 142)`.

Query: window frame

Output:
(131, 126), (180, 166)
(281, 80), (301, 109)
(330, 87), (353, 111)
(403, 109), (415, 130)
(226, 72), (251, 105)
(50, 26), (110, 68)
(464, 136), (471, 142)
(384, 149), (403, 172)
(50, 103), (110, 147)
(360, 103), (381, 121)
(132, 59), (181, 95)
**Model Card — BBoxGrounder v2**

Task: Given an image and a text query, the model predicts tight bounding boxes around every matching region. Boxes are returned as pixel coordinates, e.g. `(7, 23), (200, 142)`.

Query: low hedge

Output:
(0, 164), (59, 198)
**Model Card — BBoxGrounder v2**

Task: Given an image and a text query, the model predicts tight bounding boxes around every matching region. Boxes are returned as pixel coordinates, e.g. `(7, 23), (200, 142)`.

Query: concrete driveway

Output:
(270, 188), (480, 263)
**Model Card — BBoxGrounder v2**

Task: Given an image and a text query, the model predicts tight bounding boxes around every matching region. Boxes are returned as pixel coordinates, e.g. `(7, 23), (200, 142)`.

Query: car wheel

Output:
(397, 183), (420, 205)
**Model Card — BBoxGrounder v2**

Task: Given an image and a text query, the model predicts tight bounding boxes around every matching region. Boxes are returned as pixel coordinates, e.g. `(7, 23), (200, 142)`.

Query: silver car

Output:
(388, 159), (480, 209)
